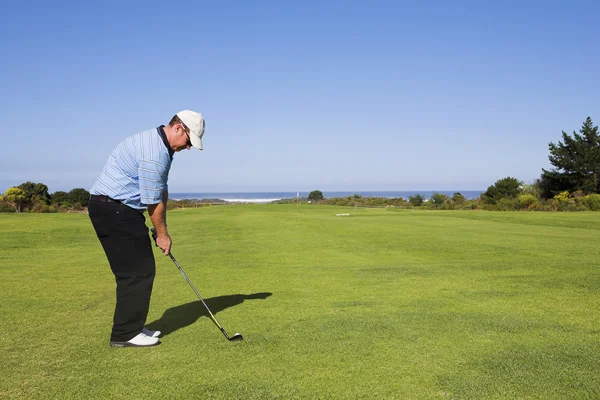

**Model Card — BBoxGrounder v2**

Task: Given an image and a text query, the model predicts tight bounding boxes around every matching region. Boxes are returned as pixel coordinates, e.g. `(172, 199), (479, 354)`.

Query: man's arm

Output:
(148, 190), (171, 255)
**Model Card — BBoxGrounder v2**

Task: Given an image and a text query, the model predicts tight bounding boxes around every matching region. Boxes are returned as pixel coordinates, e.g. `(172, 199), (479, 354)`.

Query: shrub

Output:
(0, 200), (15, 212)
(498, 198), (520, 211)
(442, 201), (457, 210)
(51, 191), (70, 204)
(518, 194), (539, 210)
(583, 194), (600, 211)
(468, 200), (481, 210)
(481, 177), (523, 205)
(553, 191), (570, 203)
(452, 193), (466, 205)
(308, 190), (324, 202)
(324, 197), (351, 206)
(28, 200), (54, 213)
(408, 194), (424, 206)
(430, 193), (447, 209)
(483, 197), (519, 211)
(57, 200), (73, 209)
(69, 188), (90, 207)
(537, 201), (555, 211)
(552, 191), (573, 211)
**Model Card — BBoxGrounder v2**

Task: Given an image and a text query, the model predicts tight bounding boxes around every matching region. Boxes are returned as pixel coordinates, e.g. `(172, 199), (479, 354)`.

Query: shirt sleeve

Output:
(138, 157), (170, 205)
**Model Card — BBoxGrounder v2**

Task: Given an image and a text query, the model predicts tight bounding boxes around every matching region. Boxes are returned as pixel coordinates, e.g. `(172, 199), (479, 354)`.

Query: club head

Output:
(228, 333), (244, 341)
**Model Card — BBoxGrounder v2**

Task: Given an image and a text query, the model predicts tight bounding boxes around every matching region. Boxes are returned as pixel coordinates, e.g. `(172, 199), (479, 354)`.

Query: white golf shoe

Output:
(110, 332), (160, 348)
(142, 327), (162, 338)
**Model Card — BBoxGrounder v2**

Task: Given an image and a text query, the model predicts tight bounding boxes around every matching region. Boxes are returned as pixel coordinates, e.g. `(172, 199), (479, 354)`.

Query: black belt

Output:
(89, 194), (119, 203)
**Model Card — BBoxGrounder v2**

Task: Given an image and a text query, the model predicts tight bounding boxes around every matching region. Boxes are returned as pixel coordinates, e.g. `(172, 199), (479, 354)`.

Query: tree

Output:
(481, 177), (523, 205)
(430, 192), (447, 208)
(540, 117), (600, 198)
(17, 181), (51, 205)
(408, 194), (424, 206)
(3, 187), (26, 212)
(68, 188), (90, 206)
(51, 191), (70, 204)
(308, 190), (324, 202)
(451, 192), (466, 205)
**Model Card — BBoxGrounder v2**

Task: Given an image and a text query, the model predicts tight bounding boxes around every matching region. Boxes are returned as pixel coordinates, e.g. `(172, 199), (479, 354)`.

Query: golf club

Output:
(151, 228), (243, 342)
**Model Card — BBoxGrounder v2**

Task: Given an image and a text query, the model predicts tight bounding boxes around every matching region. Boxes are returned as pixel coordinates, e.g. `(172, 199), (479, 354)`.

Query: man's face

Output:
(174, 122), (192, 152)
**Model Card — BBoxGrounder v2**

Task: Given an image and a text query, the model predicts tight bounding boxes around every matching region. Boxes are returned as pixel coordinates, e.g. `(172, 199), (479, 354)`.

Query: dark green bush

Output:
(430, 193), (447, 209)
(409, 194), (424, 206)
(482, 177), (523, 205)
(308, 190), (324, 202)
(51, 191), (70, 204)
(68, 188), (90, 207)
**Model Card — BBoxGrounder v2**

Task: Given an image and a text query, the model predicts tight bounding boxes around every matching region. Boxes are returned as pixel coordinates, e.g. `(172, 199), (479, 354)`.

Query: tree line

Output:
(2, 117), (599, 212)
(0, 183), (90, 213)
(301, 117), (600, 211)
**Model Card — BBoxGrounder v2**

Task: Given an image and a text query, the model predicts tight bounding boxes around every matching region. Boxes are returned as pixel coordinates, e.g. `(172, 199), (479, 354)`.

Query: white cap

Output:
(177, 110), (205, 150)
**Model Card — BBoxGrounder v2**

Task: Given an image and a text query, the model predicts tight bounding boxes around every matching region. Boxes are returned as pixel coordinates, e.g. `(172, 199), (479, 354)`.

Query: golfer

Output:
(88, 110), (205, 347)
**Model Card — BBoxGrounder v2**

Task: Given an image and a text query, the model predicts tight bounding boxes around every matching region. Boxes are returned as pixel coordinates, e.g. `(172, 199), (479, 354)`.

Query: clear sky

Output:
(1, 0), (599, 193)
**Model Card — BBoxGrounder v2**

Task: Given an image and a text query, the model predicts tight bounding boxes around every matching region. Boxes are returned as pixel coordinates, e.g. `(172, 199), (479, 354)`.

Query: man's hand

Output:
(151, 228), (172, 255)
(156, 232), (172, 255)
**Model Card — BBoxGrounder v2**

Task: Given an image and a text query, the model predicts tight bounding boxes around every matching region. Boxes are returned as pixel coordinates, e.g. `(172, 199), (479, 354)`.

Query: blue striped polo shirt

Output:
(90, 127), (173, 210)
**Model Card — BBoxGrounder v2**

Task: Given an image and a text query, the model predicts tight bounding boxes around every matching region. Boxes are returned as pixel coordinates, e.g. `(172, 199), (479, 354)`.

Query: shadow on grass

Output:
(146, 292), (272, 336)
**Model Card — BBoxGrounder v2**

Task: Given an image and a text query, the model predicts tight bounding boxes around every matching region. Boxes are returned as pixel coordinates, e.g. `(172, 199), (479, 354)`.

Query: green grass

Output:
(1, 206), (599, 399)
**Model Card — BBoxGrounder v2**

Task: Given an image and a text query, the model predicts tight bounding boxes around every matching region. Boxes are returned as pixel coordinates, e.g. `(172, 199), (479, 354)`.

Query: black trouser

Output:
(88, 198), (155, 342)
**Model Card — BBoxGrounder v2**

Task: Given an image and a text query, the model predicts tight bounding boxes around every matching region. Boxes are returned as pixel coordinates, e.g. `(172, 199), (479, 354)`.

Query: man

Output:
(88, 110), (205, 348)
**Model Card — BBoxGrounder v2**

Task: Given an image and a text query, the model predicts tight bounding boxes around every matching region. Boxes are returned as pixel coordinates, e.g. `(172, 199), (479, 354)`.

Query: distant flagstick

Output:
(297, 191), (299, 209)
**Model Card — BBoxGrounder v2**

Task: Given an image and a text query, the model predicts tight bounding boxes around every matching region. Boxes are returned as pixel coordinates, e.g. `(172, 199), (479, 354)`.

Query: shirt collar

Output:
(157, 125), (174, 159)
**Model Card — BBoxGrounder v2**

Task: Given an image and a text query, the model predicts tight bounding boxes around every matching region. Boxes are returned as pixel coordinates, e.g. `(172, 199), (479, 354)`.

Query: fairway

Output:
(1, 205), (599, 399)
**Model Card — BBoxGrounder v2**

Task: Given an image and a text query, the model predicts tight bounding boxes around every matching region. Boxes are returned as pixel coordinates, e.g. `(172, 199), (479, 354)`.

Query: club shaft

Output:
(168, 253), (230, 339)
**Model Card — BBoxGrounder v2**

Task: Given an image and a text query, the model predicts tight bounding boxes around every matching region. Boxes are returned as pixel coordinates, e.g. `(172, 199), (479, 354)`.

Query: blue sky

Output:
(1, 0), (599, 193)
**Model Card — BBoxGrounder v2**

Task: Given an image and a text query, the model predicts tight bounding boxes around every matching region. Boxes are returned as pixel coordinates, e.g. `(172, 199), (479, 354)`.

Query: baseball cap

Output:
(177, 110), (205, 150)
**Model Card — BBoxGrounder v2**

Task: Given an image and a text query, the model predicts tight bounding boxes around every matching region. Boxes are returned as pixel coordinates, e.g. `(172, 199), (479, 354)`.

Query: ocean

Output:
(170, 190), (483, 203)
